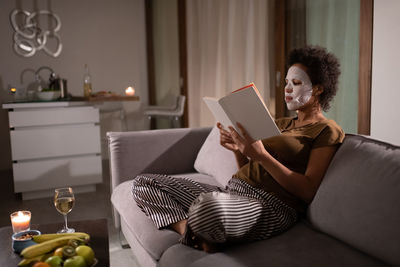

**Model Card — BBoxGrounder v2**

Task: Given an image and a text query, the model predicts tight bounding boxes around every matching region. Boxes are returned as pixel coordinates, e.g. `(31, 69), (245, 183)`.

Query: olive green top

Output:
(233, 117), (345, 213)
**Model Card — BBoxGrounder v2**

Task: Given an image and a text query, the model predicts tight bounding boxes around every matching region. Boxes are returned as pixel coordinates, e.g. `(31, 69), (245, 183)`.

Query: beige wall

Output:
(0, 0), (148, 170)
(371, 0), (400, 145)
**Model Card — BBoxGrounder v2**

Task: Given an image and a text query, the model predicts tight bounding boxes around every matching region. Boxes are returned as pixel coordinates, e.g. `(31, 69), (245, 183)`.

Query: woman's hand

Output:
(228, 123), (268, 162)
(217, 122), (239, 152)
(217, 122), (249, 168)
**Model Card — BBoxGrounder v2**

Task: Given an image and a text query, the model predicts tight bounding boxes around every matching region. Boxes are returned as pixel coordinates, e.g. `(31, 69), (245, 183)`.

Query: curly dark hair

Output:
(288, 45), (341, 111)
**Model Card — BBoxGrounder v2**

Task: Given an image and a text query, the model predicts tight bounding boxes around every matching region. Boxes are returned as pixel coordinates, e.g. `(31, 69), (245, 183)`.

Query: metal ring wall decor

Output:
(10, 9), (62, 57)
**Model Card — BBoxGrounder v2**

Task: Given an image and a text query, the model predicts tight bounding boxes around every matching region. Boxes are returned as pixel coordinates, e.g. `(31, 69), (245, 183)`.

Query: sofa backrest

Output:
(107, 127), (211, 191)
(307, 134), (400, 266)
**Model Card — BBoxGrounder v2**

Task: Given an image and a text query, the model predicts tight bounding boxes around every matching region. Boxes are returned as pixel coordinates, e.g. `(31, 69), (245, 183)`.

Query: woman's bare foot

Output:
(170, 219), (187, 235)
(188, 234), (221, 253)
(200, 240), (221, 253)
(171, 221), (223, 252)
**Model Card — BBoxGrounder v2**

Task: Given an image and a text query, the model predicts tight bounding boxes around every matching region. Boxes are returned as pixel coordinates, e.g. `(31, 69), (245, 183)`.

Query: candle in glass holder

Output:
(10, 211), (31, 233)
(125, 86), (135, 96)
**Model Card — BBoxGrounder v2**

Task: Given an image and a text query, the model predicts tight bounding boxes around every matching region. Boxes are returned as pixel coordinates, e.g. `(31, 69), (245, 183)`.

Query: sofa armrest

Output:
(107, 126), (211, 189)
(107, 127), (211, 229)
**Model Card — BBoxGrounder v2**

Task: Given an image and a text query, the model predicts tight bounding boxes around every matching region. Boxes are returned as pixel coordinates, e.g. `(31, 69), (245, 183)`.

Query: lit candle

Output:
(125, 86), (135, 96)
(10, 211), (31, 233)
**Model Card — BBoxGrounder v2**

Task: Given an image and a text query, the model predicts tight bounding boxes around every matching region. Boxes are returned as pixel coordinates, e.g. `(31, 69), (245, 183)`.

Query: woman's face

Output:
(284, 64), (313, 110)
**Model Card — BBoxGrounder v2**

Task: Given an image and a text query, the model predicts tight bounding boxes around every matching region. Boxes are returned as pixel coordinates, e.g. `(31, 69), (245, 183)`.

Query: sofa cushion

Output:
(111, 172), (220, 261)
(159, 221), (386, 267)
(194, 126), (238, 186)
(308, 135), (400, 266)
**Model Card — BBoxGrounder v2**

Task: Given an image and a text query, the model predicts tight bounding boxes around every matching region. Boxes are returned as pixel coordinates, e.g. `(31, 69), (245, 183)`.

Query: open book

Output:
(203, 83), (280, 140)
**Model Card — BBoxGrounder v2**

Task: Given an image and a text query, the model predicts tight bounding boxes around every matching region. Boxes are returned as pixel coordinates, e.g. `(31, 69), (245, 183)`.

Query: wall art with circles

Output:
(10, 9), (62, 58)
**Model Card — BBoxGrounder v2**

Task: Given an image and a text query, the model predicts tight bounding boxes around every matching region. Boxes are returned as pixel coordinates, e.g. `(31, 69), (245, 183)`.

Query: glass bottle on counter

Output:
(83, 64), (92, 97)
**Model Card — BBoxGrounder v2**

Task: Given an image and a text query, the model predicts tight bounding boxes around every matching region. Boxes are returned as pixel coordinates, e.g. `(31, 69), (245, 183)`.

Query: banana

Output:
(18, 255), (42, 266)
(18, 252), (52, 266)
(33, 232), (90, 243)
(20, 236), (83, 258)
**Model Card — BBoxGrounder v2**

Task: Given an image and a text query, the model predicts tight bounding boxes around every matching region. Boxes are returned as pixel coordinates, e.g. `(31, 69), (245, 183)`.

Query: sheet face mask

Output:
(285, 66), (313, 110)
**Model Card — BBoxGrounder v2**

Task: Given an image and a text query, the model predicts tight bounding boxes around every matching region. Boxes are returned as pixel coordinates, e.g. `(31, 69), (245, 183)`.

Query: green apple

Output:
(45, 255), (63, 267)
(75, 245), (95, 266)
(63, 255), (87, 267)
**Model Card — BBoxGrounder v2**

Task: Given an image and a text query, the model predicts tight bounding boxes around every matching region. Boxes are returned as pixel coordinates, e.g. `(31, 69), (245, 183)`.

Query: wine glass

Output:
(54, 187), (75, 233)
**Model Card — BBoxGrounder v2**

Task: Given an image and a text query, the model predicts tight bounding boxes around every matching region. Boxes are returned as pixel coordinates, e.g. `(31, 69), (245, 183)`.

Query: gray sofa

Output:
(108, 127), (400, 267)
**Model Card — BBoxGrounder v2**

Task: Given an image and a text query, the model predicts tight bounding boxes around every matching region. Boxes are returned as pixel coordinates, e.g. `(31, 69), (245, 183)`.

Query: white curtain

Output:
(186, 0), (274, 128)
(306, 0), (360, 134)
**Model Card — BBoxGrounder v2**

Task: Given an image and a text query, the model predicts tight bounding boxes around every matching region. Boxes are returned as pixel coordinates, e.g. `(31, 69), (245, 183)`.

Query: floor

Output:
(0, 161), (139, 266)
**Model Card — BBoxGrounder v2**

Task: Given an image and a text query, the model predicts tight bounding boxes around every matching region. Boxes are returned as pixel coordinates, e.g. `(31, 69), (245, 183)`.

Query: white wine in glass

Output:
(54, 187), (75, 233)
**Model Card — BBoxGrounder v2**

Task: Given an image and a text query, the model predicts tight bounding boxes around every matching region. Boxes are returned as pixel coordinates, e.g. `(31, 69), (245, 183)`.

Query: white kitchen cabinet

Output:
(2, 101), (102, 199)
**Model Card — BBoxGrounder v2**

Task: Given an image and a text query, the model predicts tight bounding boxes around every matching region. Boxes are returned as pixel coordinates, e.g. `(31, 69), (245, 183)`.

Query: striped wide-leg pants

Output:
(131, 174), (297, 246)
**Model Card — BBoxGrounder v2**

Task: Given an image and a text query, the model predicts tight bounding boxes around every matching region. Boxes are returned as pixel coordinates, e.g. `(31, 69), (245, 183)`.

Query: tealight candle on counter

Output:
(125, 86), (135, 96)
(10, 211), (31, 233)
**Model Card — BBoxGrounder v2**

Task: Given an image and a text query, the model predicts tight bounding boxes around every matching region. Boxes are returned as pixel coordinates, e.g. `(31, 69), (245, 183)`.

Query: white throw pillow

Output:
(194, 126), (238, 186)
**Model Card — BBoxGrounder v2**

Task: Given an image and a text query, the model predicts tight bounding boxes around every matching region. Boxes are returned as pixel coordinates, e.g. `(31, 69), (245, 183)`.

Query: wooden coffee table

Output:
(0, 218), (109, 267)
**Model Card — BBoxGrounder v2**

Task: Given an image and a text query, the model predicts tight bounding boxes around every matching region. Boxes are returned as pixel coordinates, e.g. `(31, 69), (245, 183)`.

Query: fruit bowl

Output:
(37, 91), (61, 101)
(17, 232), (97, 266)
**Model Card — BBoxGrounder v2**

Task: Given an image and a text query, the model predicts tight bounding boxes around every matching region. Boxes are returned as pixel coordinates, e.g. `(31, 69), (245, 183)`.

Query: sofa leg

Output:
(119, 229), (131, 249)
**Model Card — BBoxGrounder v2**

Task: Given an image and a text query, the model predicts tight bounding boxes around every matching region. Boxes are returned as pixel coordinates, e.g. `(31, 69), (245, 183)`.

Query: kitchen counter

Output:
(2, 100), (90, 109)
(3, 95), (140, 109)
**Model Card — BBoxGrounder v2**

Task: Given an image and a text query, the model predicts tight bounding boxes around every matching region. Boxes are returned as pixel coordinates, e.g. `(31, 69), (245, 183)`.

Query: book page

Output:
(219, 85), (280, 140)
(203, 97), (234, 130)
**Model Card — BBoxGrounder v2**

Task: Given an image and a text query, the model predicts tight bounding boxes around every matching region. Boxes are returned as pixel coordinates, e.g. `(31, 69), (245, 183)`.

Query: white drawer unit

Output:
(2, 102), (103, 199)
(10, 125), (101, 160)
(8, 106), (99, 127)
(13, 155), (102, 192)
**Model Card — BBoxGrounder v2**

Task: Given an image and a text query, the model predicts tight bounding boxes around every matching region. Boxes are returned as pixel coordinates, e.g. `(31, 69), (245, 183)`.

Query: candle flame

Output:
(18, 211), (24, 217)
(125, 86), (135, 96)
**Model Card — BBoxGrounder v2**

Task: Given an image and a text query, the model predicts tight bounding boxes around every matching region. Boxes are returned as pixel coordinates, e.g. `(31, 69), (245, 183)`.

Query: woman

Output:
(132, 45), (344, 252)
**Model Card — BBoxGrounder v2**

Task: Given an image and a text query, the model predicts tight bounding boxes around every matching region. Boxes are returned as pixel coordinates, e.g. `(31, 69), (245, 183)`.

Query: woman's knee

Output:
(132, 174), (158, 188)
(131, 174), (157, 199)
(187, 193), (230, 227)
(187, 192), (231, 243)
(131, 175), (143, 192)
